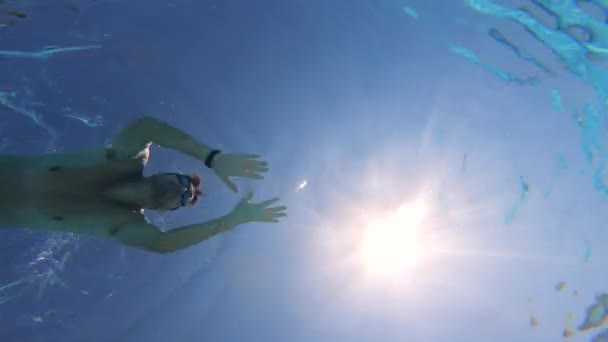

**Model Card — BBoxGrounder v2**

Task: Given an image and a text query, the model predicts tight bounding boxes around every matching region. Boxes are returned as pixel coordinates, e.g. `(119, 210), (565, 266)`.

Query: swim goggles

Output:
(165, 173), (195, 210)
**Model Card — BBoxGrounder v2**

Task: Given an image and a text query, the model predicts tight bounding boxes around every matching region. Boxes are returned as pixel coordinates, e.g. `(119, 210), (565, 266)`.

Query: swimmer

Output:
(0, 117), (287, 253)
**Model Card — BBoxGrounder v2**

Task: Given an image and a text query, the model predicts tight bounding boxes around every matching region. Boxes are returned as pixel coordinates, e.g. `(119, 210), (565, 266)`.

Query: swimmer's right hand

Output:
(227, 192), (287, 225)
(211, 153), (268, 193)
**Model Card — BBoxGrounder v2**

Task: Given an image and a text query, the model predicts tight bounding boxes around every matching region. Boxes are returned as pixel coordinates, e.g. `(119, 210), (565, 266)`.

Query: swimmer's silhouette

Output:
(0, 117), (287, 253)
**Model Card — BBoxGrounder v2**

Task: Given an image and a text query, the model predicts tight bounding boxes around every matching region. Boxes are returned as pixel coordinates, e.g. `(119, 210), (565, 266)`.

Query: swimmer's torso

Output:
(0, 149), (147, 236)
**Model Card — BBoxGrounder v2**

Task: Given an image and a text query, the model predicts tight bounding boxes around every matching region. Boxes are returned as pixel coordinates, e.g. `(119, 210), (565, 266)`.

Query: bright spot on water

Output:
(296, 180), (308, 191)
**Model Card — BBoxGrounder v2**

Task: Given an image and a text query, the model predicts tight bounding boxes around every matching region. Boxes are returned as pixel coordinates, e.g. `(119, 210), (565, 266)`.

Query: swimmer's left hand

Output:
(211, 153), (268, 193)
(227, 192), (287, 225)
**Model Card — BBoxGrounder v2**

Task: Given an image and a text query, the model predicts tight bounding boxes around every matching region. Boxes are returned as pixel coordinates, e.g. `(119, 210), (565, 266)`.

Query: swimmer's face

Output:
(148, 173), (198, 211)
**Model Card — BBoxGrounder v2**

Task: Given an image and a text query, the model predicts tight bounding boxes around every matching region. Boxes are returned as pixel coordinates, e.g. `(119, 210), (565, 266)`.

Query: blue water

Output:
(3, 0), (608, 341)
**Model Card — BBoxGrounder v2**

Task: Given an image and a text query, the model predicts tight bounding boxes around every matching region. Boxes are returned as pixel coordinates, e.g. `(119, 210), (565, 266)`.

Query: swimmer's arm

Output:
(111, 116), (214, 161)
(113, 215), (239, 253)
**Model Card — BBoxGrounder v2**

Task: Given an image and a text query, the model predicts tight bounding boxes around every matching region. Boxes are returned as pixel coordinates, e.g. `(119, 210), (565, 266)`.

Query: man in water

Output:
(0, 117), (287, 253)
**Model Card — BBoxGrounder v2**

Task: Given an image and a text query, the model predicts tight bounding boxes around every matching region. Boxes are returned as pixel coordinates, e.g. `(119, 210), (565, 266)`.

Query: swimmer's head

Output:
(148, 173), (202, 211)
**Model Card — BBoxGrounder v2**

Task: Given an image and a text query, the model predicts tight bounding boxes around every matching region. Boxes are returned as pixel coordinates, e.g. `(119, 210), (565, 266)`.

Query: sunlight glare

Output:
(360, 199), (429, 276)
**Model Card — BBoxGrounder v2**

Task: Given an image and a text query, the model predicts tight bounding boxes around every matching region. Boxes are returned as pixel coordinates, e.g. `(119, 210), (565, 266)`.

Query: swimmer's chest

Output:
(23, 196), (146, 237)
(1, 149), (144, 194)
(37, 151), (144, 194)
(0, 150), (146, 236)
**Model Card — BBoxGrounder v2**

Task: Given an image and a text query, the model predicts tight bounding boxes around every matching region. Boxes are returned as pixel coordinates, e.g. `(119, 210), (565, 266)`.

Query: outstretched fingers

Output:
(243, 157), (266, 165)
(240, 154), (261, 159)
(259, 197), (280, 207)
(242, 160), (267, 179)
(243, 157), (267, 168)
(235, 194), (286, 223)
(244, 161), (268, 174)
(244, 171), (265, 180)
(251, 165), (269, 173)
(264, 205), (287, 222)
(267, 205), (287, 213)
